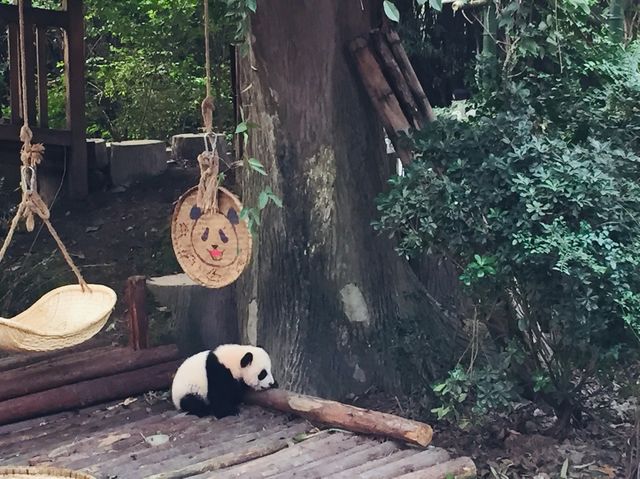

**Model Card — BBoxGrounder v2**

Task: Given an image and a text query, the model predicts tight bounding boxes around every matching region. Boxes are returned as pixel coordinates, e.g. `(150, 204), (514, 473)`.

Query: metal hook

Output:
(20, 165), (36, 193)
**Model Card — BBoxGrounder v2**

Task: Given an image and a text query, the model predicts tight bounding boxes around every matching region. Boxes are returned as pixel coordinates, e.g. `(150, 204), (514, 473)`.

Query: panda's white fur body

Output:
(171, 344), (277, 419)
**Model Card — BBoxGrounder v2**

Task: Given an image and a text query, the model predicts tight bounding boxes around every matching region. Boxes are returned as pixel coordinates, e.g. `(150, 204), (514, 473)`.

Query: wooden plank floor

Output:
(0, 396), (475, 478)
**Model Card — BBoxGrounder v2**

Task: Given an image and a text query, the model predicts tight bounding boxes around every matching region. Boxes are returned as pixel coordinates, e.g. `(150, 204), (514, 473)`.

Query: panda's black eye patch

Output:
(258, 369), (267, 381)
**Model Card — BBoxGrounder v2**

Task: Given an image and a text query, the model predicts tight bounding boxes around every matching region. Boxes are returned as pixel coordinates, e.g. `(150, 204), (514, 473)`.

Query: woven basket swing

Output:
(0, 0), (116, 353)
(171, 0), (252, 288)
(0, 466), (95, 479)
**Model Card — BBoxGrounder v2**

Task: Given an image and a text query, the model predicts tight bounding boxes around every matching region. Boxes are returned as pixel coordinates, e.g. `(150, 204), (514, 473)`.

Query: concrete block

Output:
(109, 139), (168, 186)
(86, 138), (109, 170)
(171, 133), (230, 164)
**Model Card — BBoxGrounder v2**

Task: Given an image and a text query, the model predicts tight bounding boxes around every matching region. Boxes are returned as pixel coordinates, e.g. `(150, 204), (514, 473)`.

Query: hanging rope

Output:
(0, 0), (88, 291)
(196, 0), (220, 215)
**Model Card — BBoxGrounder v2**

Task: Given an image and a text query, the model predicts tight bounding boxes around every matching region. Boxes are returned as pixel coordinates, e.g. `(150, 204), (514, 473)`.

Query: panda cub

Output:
(171, 343), (278, 419)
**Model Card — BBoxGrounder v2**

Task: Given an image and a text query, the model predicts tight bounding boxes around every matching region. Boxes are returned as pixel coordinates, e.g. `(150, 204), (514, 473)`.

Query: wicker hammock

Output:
(0, 466), (95, 479)
(0, 284), (116, 352)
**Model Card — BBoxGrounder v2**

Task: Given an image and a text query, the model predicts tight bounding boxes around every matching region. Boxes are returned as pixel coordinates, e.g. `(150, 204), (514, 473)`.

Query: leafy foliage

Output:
(375, 79), (640, 424)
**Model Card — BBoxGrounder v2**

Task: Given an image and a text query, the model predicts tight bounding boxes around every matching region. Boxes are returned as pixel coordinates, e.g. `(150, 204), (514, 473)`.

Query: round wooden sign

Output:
(171, 186), (252, 288)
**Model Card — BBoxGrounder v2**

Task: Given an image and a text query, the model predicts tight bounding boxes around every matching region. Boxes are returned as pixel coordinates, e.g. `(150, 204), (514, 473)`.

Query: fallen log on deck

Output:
(0, 344), (180, 402)
(0, 360), (179, 426)
(245, 388), (433, 448)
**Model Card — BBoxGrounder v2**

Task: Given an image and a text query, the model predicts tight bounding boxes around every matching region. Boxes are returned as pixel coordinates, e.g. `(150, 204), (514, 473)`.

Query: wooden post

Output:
(7, 23), (22, 125)
(35, 26), (48, 128)
(18, 0), (37, 125)
(246, 389), (434, 448)
(126, 276), (149, 350)
(62, 0), (88, 198)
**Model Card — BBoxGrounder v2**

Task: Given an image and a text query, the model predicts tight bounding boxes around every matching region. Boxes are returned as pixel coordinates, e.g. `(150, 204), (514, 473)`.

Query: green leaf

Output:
(235, 122), (248, 134)
(248, 157), (267, 175)
(268, 193), (283, 208)
(245, 0), (257, 13)
(258, 190), (269, 210)
(429, 0), (442, 11)
(383, 1), (400, 22)
(239, 207), (250, 220)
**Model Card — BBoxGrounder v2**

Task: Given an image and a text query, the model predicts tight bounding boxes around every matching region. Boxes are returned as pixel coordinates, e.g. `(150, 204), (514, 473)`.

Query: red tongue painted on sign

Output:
(208, 248), (222, 259)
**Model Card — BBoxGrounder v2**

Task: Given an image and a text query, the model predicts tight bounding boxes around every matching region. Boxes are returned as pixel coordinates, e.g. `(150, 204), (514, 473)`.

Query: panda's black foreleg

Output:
(180, 393), (213, 418)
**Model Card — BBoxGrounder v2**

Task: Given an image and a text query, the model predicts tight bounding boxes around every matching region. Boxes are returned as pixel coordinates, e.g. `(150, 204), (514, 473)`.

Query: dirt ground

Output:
(0, 163), (638, 478)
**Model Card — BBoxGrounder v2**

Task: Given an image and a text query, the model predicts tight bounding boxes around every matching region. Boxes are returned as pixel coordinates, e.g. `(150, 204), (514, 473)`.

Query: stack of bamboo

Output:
(349, 29), (435, 165)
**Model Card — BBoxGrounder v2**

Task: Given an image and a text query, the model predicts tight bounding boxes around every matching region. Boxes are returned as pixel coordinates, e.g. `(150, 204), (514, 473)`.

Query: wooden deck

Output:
(0, 396), (475, 478)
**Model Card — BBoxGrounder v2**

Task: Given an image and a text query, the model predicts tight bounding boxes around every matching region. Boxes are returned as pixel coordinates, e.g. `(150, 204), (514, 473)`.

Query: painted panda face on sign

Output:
(189, 205), (240, 268)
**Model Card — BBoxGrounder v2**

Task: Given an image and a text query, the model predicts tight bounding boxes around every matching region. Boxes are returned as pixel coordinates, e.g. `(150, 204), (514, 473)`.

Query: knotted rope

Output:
(196, 0), (220, 215)
(0, 0), (88, 291)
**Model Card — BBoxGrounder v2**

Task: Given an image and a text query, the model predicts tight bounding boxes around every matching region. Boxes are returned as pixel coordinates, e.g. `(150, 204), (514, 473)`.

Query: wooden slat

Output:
(35, 26), (48, 128)
(62, 0), (87, 199)
(0, 124), (72, 145)
(0, 4), (69, 29)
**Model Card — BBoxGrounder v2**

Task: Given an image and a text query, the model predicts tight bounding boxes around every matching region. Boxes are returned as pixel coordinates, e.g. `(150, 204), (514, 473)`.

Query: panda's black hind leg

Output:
(180, 393), (211, 417)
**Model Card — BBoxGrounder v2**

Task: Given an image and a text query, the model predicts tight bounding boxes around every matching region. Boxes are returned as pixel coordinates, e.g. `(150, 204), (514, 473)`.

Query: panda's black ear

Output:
(240, 352), (253, 368)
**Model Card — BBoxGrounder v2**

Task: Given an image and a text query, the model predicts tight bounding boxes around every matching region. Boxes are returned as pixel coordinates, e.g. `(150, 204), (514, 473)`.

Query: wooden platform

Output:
(0, 396), (476, 478)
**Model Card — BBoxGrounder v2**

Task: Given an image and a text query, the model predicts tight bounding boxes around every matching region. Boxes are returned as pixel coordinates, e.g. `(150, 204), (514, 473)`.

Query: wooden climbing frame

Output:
(0, 0), (87, 198)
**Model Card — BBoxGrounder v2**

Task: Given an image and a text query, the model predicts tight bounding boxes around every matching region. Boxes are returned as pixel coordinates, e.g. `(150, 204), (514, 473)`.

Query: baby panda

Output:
(171, 343), (278, 419)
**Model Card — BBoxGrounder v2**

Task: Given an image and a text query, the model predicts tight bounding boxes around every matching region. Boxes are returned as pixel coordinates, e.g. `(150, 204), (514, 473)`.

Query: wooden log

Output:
(245, 388), (433, 448)
(0, 360), (179, 426)
(349, 36), (412, 165)
(371, 30), (425, 129)
(0, 344), (179, 402)
(385, 30), (436, 124)
(126, 275), (149, 350)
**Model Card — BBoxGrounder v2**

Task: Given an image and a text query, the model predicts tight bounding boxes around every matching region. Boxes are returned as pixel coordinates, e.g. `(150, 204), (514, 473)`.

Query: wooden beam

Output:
(0, 124), (72, 145)
(245, 389), (434, 448)
(0, 4), (70, 29)
(126, 276), (149, 350)
(62, 0), (88, 199)
(0, 360), (180, 426)
(0, 345), (180, 402)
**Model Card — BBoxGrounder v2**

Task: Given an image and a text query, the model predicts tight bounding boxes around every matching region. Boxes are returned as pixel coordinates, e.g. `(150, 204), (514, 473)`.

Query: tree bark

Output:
(236, 0), (464, 400)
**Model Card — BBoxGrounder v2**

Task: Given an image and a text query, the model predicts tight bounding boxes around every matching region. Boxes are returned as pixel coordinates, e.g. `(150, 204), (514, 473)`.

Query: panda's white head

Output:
(214, 344), (278, 391)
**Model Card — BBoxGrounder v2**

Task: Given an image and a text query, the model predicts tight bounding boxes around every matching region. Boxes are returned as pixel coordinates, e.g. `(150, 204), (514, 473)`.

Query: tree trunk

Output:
(236, 0), (464, 399)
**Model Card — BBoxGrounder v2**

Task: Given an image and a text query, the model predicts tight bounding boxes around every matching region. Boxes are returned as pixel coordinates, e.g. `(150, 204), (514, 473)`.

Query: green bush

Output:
(374, 91), (640, 429)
